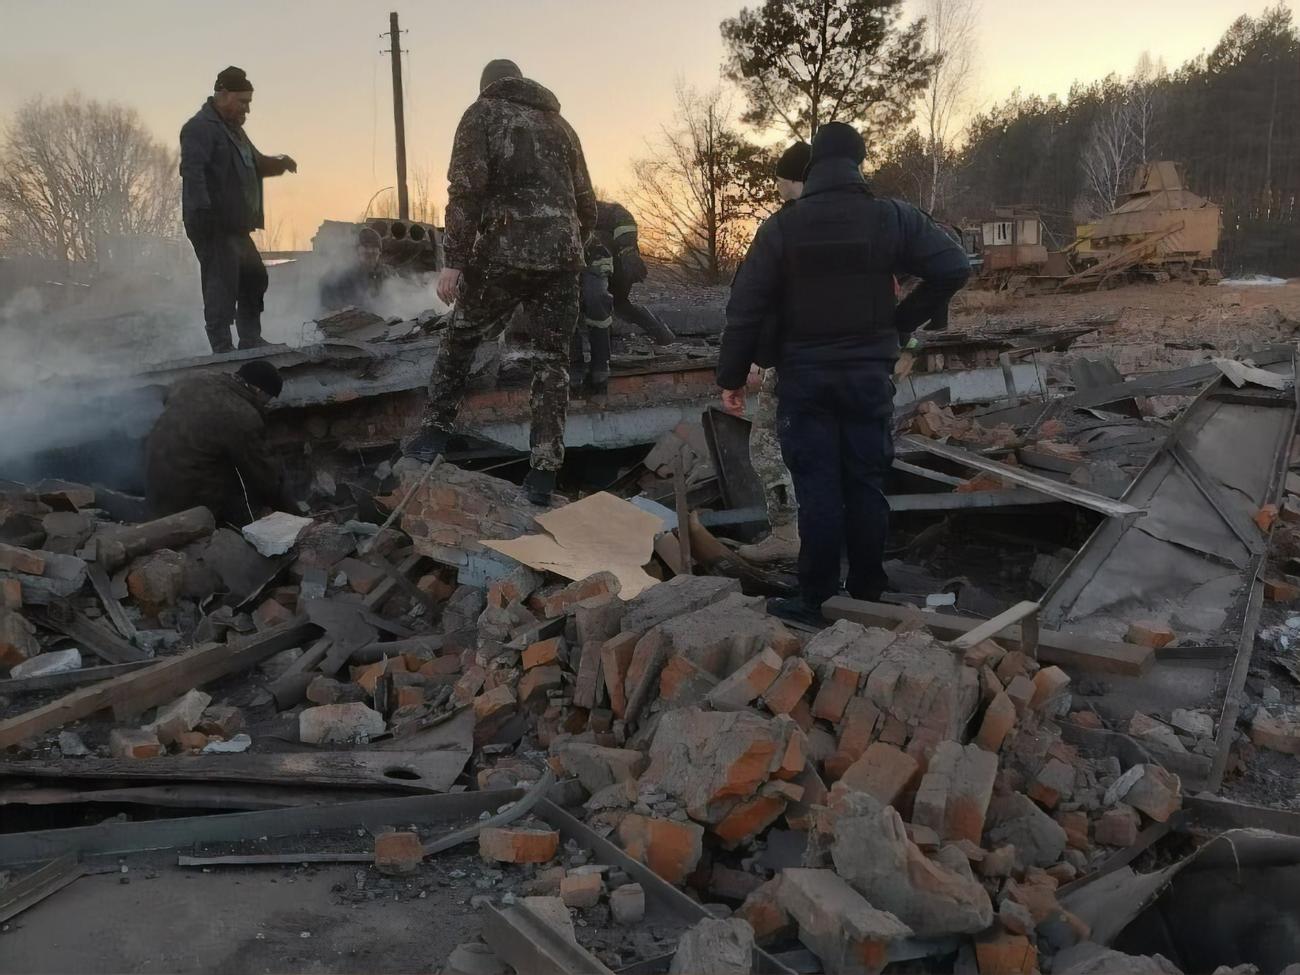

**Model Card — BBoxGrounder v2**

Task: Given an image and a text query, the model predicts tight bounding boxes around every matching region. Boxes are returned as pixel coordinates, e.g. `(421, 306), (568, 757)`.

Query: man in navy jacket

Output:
(180, 66), (296, 353)
(718, 122), (969, 626)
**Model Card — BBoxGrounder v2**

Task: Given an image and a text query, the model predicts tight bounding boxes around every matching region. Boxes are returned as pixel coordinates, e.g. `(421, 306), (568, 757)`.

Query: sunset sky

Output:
(1, 0), (1289, 249)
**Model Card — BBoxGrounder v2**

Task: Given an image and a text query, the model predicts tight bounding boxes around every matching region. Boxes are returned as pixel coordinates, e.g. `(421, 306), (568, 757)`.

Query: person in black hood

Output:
(179, 66), (297, 354)
(718, 122), (970, 626)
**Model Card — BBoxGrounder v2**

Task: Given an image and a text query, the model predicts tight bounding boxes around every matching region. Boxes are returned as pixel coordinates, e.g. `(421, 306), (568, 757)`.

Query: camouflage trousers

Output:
(423, 265), (579, 471)
(750, 367), (798, 527)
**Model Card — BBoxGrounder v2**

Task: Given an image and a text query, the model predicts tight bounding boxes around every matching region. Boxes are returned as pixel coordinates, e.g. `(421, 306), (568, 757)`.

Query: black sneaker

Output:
(523, 467), (557, 506)
(403, 427), (450, 464)
(766, 596), (825, 628)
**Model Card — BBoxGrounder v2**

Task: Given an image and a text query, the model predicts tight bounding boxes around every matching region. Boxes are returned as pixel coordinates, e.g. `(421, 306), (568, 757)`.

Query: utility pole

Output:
(384, 11), (409, 220)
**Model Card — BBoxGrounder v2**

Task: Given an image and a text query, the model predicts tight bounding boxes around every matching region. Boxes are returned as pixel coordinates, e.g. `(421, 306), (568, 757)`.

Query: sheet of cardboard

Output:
(482, 492), (662, 599)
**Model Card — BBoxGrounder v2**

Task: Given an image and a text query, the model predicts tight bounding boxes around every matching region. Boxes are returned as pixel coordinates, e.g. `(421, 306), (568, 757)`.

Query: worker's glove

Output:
(617, 249), (648, 284)
(580, 268), (614, 322)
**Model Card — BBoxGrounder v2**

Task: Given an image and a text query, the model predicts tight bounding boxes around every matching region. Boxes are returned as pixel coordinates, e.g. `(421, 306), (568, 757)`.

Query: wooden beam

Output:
(0, 618), (315, 749)
(35, 603), (148, 664)
(950, 601), (1041, 650)
(822, 597), (1153, 676)
(899, 435), (1143, 521)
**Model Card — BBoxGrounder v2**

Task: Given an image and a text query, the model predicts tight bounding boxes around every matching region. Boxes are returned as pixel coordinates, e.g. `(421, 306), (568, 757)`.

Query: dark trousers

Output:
(423, 265), (579, 471)
(189, 231), (268, 353)
(776, 366), (895, 605)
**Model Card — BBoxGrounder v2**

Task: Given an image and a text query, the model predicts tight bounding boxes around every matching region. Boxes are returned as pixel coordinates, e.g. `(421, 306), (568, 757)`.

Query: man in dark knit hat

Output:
(145, 361), (294, 526)
(180, 66), (298, 354)
(319, 227), (393, 313)
(718, 122), (970, 626)
(406, 58), (596, 505)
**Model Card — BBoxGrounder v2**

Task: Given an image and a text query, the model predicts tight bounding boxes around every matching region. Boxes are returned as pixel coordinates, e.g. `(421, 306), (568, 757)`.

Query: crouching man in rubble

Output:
(145, 361), (294, 526)
(405, 59), (596, 506)
(319, 227), (393, 314)
(718, 122), (970, 627)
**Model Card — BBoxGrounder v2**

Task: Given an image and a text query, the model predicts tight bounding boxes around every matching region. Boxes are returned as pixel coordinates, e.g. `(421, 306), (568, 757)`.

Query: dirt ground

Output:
(952, 279), (1300, 374)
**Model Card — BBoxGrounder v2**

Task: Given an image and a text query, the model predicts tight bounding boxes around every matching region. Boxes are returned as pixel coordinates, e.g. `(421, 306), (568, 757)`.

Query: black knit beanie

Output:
(775, 141), (812, 181)
(236, 361), (282, 398)
(810, 122), (866, 166)
(215, 66), (254, 93)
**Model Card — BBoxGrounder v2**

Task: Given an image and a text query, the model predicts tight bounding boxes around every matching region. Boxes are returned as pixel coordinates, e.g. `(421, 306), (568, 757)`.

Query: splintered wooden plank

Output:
(950, 601), (1041, 650)
(0, 618), (315, 749)
(822, 597), (1153, 676)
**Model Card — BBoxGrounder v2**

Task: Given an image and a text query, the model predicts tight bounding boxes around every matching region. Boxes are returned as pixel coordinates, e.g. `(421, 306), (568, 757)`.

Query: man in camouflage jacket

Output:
(407, 60), (596, 505)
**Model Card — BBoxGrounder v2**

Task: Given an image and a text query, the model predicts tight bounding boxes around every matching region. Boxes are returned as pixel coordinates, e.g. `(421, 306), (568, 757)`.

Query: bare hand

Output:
(280, 155), (298, 174)
(721, 388), (746, 416)
(437, 268), (463, 305)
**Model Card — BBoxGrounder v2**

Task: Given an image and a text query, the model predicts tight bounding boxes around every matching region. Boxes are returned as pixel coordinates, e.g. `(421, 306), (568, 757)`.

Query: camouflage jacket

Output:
(444, 77), (596, 272)
(144, 373), (286, 525)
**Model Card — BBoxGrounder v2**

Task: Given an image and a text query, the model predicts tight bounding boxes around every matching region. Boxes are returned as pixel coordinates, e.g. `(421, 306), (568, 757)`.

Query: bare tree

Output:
(1127, 51), (1165, 165)
(918, 0), (979, 212)
(0, 94), (179, 263)
(626, 86), (761, 284)
(1080, 81), (1138, 218)
(410, 163), (441, 225)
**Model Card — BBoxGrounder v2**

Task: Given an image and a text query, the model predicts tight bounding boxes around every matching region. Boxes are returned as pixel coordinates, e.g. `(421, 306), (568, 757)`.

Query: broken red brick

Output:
(963, 638), (1007, 671)
(419, 655), (463, 677)
(773, 727), (807, 782)
(195, 705), (245, 738)
(560, 872), (604, 908)
(416, 572), (456, 602)
(659, 654), (714, 706)
(837, 742), (921, 808)
(1004, 675), (1035, 716)
(734, 879), (793, 944)
(1055, 810), (1090, 851)
(1122, 765), (1182, 823)
(777, 867), (913, 973)
(1251, 707), (1300, 755)
(1029, 666), (1070, 710)
(1126, 621), (1176, 648)
(762, 656), (813, 716)
(518, 664), (563, 708)
(538, 572), (619, 618)
(713, 794), (788, 848)
(810, 664), (859, 723)
(975, 692), (1017, 753)
(574, 592), (624, 645)
(600, 632), (637, 718)
(109, 728), (162, 759)
(473, 684), (517, 724)
(1027, 757), (1075, 810)
(396, 685), (425, 709)
(1254, 504), (1279, 532)
(573, 639), (604, 710)
(974, 932), (1037, 974)
(1095, 805), (1140, 846)
(523, 637), (562, 670)
(0, 609), (39, 667)
(339, 557), (385, 595)
(454, 665), (487, 703)
(837, 696), (882, 760)
(479, 827), (560, 864)
(375, 831), (424, 875)
(0, 578), (21, 610)
(707, 648), (782, 711)
(0, 542), (44, 576)
(1069, 710), (1103, 729)
(173, 731), (210, 752)
(615, 814), (703, 885)
(1264, 576), (1300, 603)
